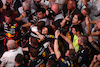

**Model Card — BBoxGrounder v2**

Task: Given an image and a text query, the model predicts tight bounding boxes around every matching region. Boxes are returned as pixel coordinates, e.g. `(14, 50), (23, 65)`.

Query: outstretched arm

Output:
(60, 15), (70, 27)
(54, 30), (61, 59)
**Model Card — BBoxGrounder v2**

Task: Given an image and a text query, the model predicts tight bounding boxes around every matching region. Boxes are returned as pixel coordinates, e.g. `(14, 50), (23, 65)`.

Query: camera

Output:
(25, 10), (33, 22)
(30, 15), (38, 24)
(25, 10), (38, 24)
(6, 2), (10, 10)
(58, 27), (66, 33)
(25, 10), (31, 17)
(47, 8), (55, 20)
(48, 9), (55, 16)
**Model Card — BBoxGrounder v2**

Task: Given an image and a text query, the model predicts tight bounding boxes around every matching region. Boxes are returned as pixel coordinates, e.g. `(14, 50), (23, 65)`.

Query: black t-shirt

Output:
(77, 47), (89, 66)
(63, 4), (80, 18)
(25, 41), (47, 58)
(14, 64), (27, 67)
(13, 0), (22, 11)
(63, 5), (80, 26)
(28, 56), (45, 67)
(58, 56), (73, 67)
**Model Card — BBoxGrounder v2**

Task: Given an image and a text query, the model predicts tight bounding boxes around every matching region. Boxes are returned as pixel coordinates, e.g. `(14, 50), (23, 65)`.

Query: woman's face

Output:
(72, 15), (79, 25)
(42, 27), (48, 34)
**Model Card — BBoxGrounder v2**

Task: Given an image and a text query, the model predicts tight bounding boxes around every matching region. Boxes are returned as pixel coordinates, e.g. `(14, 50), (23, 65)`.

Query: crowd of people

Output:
(0, 0), (100, 67)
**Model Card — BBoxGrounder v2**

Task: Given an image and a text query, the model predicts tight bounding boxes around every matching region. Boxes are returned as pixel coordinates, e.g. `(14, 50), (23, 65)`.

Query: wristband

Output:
(54, 38), (58, 40)
(87, 27), (90, 30)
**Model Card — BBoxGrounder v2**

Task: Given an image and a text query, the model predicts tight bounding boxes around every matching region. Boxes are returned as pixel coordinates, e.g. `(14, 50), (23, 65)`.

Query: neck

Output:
(31, 57), (37, 60)
(71, 7), (76, 11)
(15, 63), (20, 67)
(76, 33), (81, 37)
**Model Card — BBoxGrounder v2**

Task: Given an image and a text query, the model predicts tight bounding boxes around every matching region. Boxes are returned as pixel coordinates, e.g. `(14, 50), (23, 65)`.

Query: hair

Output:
(37, 21), (45, 31)
(45, 25), (54, 35)
(15, 54), (24, 64)
(69, 49), (77, 61)
(84, 8), (91, 15)
(48, 58), (57, 67)
(6, 40), (16, 49)
(36, 8), (46, 14)
(69, 0), (77, 7)
(22, 1), (30, 8)
(80, 35), (89, 45)
(5, 10), (12, 17)
(72, 25), (83, 34)
(31, 37), (39, 47)
(75, 13), (85, 22)
(29, 47), (39, 57)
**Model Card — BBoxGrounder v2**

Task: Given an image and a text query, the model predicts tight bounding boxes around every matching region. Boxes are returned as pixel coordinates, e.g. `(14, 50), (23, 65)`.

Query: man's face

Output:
(6, 0), (13, 4)
(67, 1), (74, 10)
(37, 11), (45, 19)
(78, 37), (81, 45)
(72, 28), (76, 35)
(5, 16), (12, 24)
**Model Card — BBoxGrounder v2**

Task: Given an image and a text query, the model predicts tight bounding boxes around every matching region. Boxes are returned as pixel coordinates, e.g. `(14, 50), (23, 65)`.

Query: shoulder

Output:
(31, 9), (36, 14)
(16, 47), (23, 55)
(18, 6), (24, 14)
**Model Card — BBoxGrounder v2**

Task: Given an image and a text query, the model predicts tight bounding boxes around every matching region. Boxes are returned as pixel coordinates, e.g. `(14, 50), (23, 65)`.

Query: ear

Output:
(81, 43), (84, 46)
(78, 20), (81, 23)
(29, 53), (32, 58)
(76, 31), (80, 35)
(43, 13), (46, 17)
(73, 4), (76, 8)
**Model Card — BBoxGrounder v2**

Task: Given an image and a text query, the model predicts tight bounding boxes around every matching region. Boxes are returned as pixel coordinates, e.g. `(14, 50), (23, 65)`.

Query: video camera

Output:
(58, 27), (66, 33)
(25, 10), (38, 24)
(6, 2), (10, 10)
(46, 8), (55, 20)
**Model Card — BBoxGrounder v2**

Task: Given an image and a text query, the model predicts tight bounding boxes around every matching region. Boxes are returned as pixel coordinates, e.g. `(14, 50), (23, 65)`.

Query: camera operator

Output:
(54, 30), (78, 67)
(1, 0), (22, 11)
(62, 0), (80, 26)
(36, 8), (49, 26)
(0, 1), (6, 13)
(15, 1), (36, 27)
(89, 54), (100, 67)
(46, 3), (64, 29)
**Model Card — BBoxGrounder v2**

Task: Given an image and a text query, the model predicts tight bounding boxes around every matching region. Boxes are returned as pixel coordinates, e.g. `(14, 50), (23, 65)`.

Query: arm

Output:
(85, 16), (91, 35)
(0, 62), (5, 67)
(54, 30), (61, 59)
(48, 44), (55, 54)
(50, 20), (56, 29)
(60, 15), (70, 27)
(89, 55), (97, 67)
(88, 36), (100, 52)
(90, 21), (97, 24)
(60, 33), (74, 49)
(0, 4), (6, 12)
(31, 26), (45, 41)
(22, 47), (28, 51)
(21, 22), (32, 28)
(15, 12), (26, 22)
(91, 31), (100, 36)
(82, 0), (88, 7)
